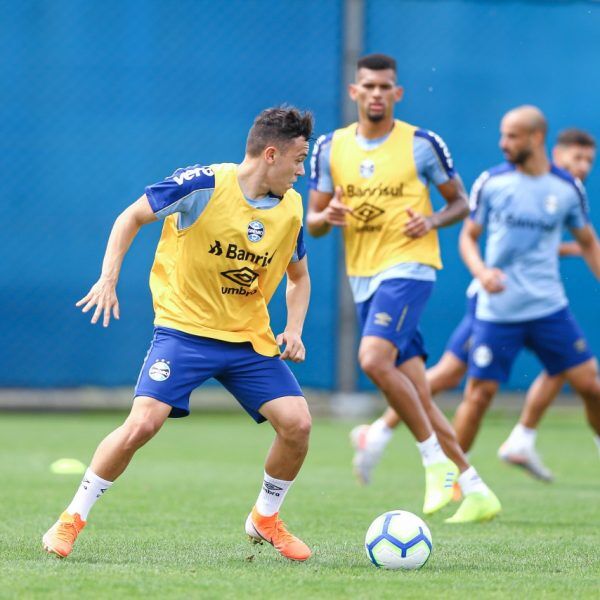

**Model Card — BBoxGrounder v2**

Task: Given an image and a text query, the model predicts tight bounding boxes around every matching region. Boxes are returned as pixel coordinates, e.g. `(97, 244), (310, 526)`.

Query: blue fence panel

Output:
(1, 0), (342, 389)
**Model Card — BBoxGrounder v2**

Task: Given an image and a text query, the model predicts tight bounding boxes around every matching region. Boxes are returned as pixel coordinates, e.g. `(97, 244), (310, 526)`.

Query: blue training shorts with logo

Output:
(445, 293), (477, 363)
(134, 327), (304, 422)
(467, 307), (593, 382)
(356, 278), (434, 366)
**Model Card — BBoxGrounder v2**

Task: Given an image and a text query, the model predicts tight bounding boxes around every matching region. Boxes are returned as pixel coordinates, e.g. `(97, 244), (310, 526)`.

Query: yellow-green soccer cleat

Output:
(445, 489), (502, 524)
(422, 460), (459, 515)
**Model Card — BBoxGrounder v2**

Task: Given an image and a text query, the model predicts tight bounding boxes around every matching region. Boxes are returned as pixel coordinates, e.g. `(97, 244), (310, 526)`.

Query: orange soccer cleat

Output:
(452, 481), (463, 502)
(42, 511), (86, 558)
(245, 506), (311, 561)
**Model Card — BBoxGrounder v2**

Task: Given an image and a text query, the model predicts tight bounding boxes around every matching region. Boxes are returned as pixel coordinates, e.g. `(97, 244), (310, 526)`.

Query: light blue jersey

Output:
(310, 128), (455, 302)
(470, 163), (589, 322)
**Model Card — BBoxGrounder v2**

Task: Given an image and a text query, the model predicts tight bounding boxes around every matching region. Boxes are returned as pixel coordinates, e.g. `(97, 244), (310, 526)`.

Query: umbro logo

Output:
(263, 481), (283, 497)
(221, 267), (259, 288)
(263, 482), (283, 492)
(352, 202), (385, 223)
(373, 312), (392, 327)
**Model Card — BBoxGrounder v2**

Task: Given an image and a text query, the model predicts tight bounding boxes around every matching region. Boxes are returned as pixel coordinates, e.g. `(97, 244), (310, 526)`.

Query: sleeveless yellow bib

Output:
(150, 164), (303, 356)
(329, 120), (442, 276)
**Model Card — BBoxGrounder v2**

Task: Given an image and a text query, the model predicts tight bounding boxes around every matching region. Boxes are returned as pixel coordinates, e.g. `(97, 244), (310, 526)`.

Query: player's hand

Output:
(323, 186), (353, 227)
(478, 267), (506, 293)
(404, 208), (433, 238)
(76, 277), (120, 327)
(277, 330), (306, 363)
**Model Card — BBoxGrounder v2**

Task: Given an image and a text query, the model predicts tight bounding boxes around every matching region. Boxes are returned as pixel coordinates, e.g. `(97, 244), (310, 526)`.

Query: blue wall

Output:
(2, 0), (599, 390)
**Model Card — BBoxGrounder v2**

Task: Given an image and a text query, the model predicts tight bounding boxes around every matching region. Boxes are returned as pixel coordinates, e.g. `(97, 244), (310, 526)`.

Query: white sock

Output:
(458, 466), (489, 495)
(416, 433), (447, 467)
(594, 435), (600, 457)
(506, 423), (537, 450)
(66, 468), (113, 520)
(365, 418), (394, 452)
(255, 471), (293, 517)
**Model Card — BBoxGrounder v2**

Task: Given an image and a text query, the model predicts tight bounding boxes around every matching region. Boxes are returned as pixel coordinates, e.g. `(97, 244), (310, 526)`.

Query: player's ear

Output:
(348, 83), (358, 101)
(395, 85), (404, 102)
(264, 145), (277, 164)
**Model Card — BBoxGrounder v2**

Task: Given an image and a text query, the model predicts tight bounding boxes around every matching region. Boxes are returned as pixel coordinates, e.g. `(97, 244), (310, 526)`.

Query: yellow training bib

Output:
(150, 164), (303, 356)
(329, 120), (442, 276)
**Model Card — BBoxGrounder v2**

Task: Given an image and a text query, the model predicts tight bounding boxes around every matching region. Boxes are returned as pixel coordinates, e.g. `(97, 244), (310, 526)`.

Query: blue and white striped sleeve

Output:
(290, 226), (307, 263)
(145, 164), (216, 222)
(309, 133), (334, 193)
(413, 129), (456, 186)
(469, 170), (491, 225)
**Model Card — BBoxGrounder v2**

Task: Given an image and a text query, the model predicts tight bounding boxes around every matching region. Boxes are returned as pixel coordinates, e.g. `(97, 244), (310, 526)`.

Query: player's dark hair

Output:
(246, 106), (313, 157)
(357, 53), (397, 72)
(556, 128), (596, 149)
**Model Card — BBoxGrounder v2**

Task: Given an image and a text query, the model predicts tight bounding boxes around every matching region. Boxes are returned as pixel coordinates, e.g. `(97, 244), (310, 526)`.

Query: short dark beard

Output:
(509, 148), (532, 165)
(366, 111), (385, 123)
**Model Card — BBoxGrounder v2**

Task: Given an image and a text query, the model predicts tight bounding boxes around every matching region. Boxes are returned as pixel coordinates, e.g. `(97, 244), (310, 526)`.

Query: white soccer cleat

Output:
(498, 442), (554, 482)
(350, 424), (383, 486)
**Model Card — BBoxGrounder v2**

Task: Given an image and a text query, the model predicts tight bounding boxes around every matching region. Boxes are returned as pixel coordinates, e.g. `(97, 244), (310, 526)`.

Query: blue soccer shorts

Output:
(355, 278), (434, 366)
(134, 327), (304, 422)
(467, 307), (593, 382)
(445, 293), (478, 364)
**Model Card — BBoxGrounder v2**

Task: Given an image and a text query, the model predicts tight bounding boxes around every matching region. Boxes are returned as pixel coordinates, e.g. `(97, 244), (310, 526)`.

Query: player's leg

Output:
(349, 407), (400, 485)
(218, 346), (312, 561)
(498, 371), (563, 481)
(564, 358), (600, 456)
(350, 317), (470, 485)
(42, 396), (171, 558)
(400, 356), (501, 523)
(247, 397), (312, 561)
(428, 352), (468, 395)
(454, 378), (498, 452)
(453, 317), (521, 452)
(528, 308), (600, 459)
(42, 327), (207, 558)
(521, 372), (566, 429)
(359, 336), (431, 440)
(358, 279), (460, 513)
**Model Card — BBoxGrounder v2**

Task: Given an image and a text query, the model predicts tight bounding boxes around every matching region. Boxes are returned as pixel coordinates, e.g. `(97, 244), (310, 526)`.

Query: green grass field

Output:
(1, 408), (598, 599)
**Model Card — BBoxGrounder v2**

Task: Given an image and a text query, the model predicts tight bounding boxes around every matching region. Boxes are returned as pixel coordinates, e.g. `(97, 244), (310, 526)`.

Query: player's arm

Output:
(76, 195), (157, 327)
(570, 224), (600, 279)
(405, 131), (469, 238)
(459, 219), (505, 293)
(278, 256), (310, 363)
(306, 133), (352, 237)
(307, 187), (352, 237)
(559, 241), (582, 257)
(405, 176), (469, 238)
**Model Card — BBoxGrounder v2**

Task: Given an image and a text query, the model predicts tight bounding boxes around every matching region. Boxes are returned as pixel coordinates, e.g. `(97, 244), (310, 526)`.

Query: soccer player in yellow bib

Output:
(307, 54), (501, 523)
(43, 107), (314, 562)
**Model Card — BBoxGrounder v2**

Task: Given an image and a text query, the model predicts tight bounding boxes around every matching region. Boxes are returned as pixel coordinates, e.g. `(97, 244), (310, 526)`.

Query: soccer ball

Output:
(365, 510), (432, 570)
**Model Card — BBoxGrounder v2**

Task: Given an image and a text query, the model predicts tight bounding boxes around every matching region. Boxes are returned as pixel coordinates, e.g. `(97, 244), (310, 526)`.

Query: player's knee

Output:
(123, 417), (161, 448)
(279, 413), (312, 444)
(359, 353), (391, 381)
(467, 381), (496, 411)
(444, 371), (464, 390)
(572, 375), (600, 400)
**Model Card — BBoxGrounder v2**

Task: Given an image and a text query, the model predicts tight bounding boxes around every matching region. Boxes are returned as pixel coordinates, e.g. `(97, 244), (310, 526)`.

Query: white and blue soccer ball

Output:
(365, 510), (433, 570)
